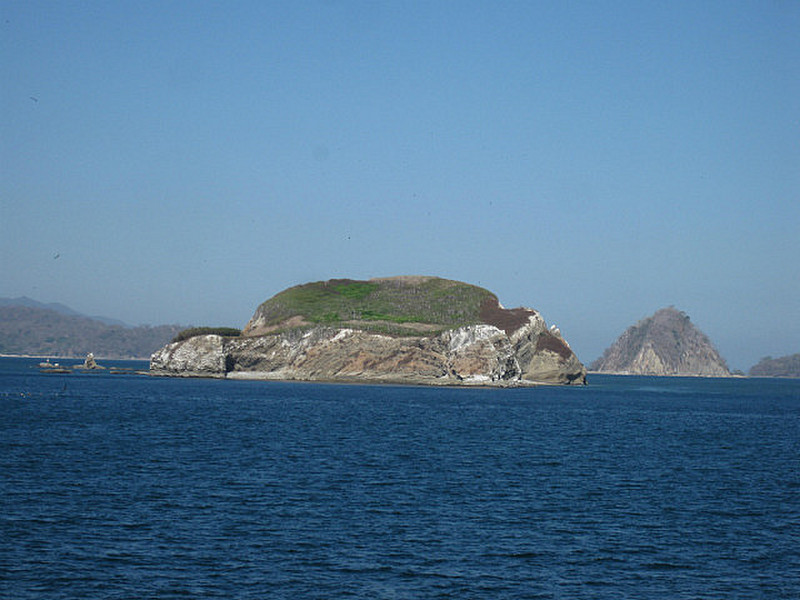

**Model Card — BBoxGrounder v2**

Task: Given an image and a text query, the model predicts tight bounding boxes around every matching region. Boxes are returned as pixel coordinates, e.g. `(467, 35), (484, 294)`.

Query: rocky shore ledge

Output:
(150, 277), (587, 386)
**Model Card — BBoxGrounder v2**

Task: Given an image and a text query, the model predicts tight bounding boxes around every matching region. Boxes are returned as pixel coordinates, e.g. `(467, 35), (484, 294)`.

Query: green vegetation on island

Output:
(247, 276), (498, 336)
(171, 327), (242, 343)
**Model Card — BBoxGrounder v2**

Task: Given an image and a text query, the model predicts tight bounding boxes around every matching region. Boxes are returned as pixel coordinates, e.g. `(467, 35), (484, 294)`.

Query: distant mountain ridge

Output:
(0, 299), (183, 359)
(0, 296), (129, 327)
(591, 307), (731, 377)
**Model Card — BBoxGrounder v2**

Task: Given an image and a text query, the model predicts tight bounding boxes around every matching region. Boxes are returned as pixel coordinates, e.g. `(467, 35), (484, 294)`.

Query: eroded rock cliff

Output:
(151, 276), (587, 386)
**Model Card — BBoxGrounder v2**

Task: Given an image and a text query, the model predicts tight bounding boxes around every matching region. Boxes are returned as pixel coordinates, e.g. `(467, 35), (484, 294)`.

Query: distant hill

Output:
(0, 296), (129, 327)
(749, 354), (800, 378)
(0, 303), (183, 359)
(591, 307), (731, 377)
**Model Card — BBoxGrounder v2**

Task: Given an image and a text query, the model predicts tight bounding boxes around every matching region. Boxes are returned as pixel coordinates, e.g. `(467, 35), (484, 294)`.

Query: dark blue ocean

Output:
(1, 357), (798, 599)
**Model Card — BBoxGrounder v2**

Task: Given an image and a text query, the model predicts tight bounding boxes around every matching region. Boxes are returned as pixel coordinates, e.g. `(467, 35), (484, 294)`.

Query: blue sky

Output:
(2, 1), (798, 370)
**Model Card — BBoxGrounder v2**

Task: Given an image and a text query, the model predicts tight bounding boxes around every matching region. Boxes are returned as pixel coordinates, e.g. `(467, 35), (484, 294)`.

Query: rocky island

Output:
(590, 307), (731, 377)
(150, 276), (587, 386)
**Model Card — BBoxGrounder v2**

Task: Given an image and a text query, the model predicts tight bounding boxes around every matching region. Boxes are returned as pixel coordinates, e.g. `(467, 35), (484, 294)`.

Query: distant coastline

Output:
(1, 353), (151, 360)
(0, 301), (183, 360)
(586, 370), (747, 378)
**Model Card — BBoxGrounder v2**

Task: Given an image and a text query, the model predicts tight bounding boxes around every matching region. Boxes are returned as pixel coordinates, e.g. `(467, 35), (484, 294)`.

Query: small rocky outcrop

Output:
(591, 307), (731, 377)
(153, 334), (227, 376)
(74, 352), (105, 370)
(150, 277), (587, 386)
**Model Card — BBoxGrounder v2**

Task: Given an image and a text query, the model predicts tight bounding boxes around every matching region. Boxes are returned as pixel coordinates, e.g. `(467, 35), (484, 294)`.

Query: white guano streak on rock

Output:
(509, 313), (547, 344)
(331, 328), (354, 343)
(448, 324), (504, 353)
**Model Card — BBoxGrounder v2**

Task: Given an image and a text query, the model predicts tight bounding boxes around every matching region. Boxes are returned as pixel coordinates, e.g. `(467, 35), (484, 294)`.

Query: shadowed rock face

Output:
(151, 277), (587, 386)
(590, 307), (731, 377)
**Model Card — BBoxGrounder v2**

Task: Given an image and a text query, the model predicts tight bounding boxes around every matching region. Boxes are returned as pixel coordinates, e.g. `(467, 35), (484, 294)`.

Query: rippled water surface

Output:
(1, 357), (799, 598)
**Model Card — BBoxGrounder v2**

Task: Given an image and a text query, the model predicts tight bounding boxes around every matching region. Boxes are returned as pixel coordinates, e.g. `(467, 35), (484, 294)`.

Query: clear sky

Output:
(2, 1), (798, 371)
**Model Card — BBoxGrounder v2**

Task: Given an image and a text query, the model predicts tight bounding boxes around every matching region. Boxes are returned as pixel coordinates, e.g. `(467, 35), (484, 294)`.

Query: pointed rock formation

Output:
(591, 307), (731, 377)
